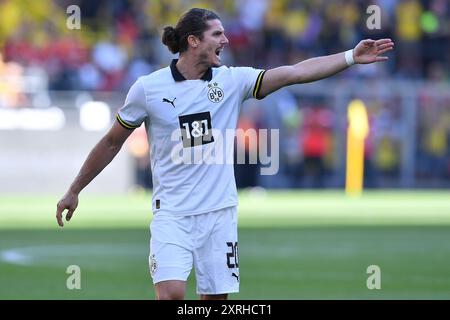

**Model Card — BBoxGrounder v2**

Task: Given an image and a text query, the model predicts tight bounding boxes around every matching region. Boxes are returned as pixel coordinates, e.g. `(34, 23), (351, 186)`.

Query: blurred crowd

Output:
(1, 0), (449, 188)
(1, 0), (449, 92)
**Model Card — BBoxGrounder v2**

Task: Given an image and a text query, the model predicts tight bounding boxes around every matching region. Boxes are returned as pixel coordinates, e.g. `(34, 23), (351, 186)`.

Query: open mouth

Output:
(215, 48), (222, 58)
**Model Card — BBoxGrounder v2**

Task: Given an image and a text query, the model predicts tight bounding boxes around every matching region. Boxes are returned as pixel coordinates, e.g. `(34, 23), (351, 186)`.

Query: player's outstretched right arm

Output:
(257, 38), (394, 99)
(56, 121), (134, 227)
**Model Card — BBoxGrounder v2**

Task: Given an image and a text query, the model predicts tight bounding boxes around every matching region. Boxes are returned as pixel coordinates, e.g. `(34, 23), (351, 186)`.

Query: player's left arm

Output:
(257, 38), (394, 99)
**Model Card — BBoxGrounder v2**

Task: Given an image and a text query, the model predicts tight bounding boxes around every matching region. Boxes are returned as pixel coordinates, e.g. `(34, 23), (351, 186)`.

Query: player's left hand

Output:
(353, 38), (394, 64)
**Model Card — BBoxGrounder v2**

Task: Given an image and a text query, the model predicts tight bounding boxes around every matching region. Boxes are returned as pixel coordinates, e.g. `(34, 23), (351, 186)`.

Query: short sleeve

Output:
(231, 67), (266, 101)
(117, 78), (148, 129)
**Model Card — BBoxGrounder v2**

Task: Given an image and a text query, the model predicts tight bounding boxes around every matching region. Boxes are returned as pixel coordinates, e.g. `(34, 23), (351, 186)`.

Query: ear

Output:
(187, 35), (200, 49)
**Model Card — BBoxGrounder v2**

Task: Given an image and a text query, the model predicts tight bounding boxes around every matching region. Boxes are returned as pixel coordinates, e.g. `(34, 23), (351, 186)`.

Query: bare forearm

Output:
(68, 137), (122, 194)
(56, 121), (133, 227)
(258, 52), (349, 98)
(259, 39), (393, 99)
(293, 52), (348, 84)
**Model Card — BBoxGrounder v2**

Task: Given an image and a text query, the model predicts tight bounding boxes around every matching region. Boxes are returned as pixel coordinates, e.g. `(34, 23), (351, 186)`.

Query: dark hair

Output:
(162, 8), (220, 54)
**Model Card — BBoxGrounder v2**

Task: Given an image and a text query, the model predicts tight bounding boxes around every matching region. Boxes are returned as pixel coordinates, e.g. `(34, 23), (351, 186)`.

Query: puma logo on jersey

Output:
(232, 272), (239, 282)
(162, 97), (176, 108)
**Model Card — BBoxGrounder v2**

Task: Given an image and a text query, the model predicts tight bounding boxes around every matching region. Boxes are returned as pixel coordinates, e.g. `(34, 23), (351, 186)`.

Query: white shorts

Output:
(149, 206), (239, 295)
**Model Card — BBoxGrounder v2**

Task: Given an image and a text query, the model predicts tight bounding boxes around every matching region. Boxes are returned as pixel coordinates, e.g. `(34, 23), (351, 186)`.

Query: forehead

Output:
(205, 19), (224, 32)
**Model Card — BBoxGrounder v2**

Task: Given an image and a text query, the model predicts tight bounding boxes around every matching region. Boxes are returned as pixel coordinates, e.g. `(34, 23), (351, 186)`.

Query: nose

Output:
(222, 34), (229, 46)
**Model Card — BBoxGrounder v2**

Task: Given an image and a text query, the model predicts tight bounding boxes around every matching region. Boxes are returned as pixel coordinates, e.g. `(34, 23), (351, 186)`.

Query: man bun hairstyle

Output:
(162, 26), (180, 54)
(162, 8), (220, 54)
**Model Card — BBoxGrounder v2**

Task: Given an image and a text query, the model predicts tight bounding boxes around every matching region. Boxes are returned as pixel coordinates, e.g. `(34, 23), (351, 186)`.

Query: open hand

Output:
(354, 38), (394, 64)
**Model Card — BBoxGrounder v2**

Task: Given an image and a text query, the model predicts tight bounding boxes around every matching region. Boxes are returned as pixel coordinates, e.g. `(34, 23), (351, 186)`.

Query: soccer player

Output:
(56, 8), (394, 300)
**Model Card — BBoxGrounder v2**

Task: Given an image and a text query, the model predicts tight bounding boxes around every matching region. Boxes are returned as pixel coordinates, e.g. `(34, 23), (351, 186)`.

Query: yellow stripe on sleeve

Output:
(252, 70), (266, 99)
(116, 114), (140, 130)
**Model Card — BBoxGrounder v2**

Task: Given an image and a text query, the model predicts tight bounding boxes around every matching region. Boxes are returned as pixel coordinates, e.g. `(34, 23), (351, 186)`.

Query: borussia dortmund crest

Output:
(207, 82), (224, 103)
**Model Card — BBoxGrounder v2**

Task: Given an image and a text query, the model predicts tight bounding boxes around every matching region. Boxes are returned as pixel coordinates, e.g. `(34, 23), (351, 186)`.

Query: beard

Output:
(199, 50), (220, 67)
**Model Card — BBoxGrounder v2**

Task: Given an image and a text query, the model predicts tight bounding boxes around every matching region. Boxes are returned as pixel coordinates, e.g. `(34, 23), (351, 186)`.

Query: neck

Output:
(176, 55), (209, 80)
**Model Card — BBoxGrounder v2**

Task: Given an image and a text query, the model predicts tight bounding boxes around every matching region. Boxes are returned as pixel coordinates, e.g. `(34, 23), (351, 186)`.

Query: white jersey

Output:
(118, 59), (265, 215)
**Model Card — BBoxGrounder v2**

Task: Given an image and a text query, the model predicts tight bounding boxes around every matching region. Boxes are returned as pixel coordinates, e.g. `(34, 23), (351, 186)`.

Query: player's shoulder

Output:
(126, 66), (171, 95)
(139, 65), (171, 83)
(213, 65), (257, 78)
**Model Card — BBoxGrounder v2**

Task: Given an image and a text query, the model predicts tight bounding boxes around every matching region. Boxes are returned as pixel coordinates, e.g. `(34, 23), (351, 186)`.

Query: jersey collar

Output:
(170, 59), (213, 82)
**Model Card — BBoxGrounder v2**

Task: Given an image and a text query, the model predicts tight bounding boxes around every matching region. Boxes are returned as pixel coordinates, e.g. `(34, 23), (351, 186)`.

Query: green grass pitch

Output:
(1, 190), (450, 299)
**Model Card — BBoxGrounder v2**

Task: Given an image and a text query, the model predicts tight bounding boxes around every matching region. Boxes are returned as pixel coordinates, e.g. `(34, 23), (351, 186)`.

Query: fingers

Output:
(378, 46), (394, 55)
(374, 39), (394, 60)
(56, 201), (76, 227)
(376, 56), (389, 62)
(363, 38), (394, 48)
(56, 193), (78, 227)
(363, 39), (375, 46)
(56, 203), (64, 227)
(376, 39), (395, 55)
(375, 38), (393, 46)
(377, 43), (394, 51)
(66, 208), (75, 221)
